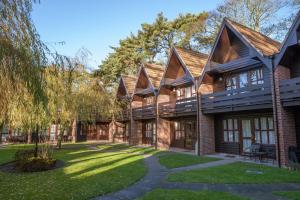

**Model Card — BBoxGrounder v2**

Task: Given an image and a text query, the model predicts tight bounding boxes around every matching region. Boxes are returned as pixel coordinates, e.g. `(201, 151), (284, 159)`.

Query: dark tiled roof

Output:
(175, 47), (208, 77)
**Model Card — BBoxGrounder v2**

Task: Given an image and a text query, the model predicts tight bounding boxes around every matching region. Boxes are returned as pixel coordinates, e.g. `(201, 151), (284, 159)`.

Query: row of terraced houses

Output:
(74, 15), (300, 167)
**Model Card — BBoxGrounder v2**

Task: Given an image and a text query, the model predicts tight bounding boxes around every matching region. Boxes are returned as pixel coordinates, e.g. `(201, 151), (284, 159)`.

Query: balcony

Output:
(158, 96), (197, 118)
(116, 109), (130, 121)
(280, 77), (300, 107)
(201, 85), (273, 114)
(132, 105), (156, 120)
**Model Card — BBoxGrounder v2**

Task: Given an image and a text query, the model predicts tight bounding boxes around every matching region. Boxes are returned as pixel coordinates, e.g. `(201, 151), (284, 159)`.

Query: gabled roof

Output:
(143, 63), (165, 89)
(174, 47), (208, 77)
(226, 18), (281, 57)
(121, 75), (137, 96)
(275, 11), (300, 65)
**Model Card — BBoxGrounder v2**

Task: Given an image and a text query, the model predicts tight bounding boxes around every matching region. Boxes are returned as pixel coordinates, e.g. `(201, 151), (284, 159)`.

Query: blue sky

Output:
(32, 0), (223, 70)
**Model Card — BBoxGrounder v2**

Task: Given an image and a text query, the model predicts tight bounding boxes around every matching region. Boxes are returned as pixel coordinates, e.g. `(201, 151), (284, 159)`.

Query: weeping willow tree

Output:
(0, 0), (49, 145)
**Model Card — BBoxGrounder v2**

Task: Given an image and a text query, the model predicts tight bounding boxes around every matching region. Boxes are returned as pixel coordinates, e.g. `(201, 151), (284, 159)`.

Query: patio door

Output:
(241, 119), (252, 153)
(185, 121), (196, 150)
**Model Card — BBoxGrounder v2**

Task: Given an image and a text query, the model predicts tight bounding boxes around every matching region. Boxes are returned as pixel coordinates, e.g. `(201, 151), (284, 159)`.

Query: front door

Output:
(184, 121), (196, 150)
(142, 121), (154, 145)
(241, 119), (252, 153)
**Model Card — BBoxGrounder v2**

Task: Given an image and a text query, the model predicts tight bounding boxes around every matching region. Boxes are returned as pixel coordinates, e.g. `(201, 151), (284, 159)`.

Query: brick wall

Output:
(157, 118), (171, 149)
(274, 65), (297, 166)
(198, 83), (215, 155)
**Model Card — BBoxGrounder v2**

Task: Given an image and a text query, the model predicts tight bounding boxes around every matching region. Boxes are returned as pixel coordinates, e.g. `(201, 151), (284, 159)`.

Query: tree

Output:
(96, 12), (209, 86)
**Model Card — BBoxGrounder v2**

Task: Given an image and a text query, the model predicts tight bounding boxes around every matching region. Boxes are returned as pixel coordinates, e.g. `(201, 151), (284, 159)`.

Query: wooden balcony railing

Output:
(280, 77), (300, 107)
(201, 85), (273, 114)
(158, 96), (197, 117)
(132, 105), (156, 120)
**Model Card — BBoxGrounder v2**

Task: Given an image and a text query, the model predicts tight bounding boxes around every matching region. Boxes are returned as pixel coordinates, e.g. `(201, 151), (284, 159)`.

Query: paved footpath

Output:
(92, 153), (300, 200)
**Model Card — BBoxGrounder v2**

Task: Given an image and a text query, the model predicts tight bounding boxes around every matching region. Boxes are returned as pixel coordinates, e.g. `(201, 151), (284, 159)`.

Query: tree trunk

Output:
(34, 124), (39, 158)
(71, 119), (77, 143)
(0, 122), (3, 144)
(27, 129), (32, 144)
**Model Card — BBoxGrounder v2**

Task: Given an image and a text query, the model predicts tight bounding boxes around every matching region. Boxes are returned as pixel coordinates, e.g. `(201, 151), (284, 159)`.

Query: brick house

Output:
(157, 47), (208, 150)
(198, 18), (281, 157)
(114, 75), (137, 143)
(273, 12), (300, 166)
(131, 63), (164, 146)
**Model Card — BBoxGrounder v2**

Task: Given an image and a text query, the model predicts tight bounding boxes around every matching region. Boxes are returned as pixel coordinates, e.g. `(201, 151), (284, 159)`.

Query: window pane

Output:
(240, 73), (248, 88)
(234, 119), (238, 129)
(261, 131), (268, 144)
(255, 131), (261, 143)
(234, 131), (239, 142)
(268, 117), (274, 129)
(261, 118), (267, 130)
(242, 120), (251, 137)
(224, 131), (228, 142)
(250, 70), (258, 85)
(228, 131), (234, 142)
(269, 131), (275, 144)
(186, 87), (191, 98)
(243, 139), (252, 152)
(255, 118), (259, 129)
(228, 119), (233, 129)
(223, 120), (227, 130)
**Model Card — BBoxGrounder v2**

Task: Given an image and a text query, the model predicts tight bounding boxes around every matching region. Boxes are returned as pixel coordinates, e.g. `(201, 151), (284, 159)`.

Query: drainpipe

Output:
(270, 55), (281, 168)
(196, 78), (201, 156)
(155, 95), (158, 150)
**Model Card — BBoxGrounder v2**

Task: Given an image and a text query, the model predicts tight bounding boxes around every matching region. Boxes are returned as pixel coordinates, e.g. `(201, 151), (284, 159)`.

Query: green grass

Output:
(156, 152), (221, 169)
(168, 162), (300, 184)
(139, 189), (248, 200)
(0, 143), (147, 200)
(273, 191), (300, 200)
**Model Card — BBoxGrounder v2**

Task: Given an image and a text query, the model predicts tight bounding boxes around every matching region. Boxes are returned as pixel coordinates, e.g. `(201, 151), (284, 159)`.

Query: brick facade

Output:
(274, 65), (297, 166)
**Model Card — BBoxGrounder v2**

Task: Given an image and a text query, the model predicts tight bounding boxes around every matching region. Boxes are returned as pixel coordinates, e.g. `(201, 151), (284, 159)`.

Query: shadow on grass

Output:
(0, 143), (148, 200)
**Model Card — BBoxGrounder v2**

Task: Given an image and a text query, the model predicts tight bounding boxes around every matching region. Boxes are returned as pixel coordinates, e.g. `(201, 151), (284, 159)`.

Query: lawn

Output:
(273, 191), (300, 200)
(156, 151), (221, 169)
(139, 189), (248, 200)
(0, 143), (148, 200)
(168, 162), (300, 184)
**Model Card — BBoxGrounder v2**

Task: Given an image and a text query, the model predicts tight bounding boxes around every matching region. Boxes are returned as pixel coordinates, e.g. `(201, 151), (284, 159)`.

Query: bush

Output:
(16, 157), (56, 172)
(14, 144), (57, 172)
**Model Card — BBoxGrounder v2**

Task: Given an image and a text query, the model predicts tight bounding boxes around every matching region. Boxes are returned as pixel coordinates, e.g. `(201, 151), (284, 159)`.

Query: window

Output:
(223, 118), (239, 142)
(174, 121), (185, 140)
(145, 96), (154, 105)
(176, 85), (196, 100)
(225, 68), (264, 92)
(254, 117), (275, 144)
(145, 122), (153, 138)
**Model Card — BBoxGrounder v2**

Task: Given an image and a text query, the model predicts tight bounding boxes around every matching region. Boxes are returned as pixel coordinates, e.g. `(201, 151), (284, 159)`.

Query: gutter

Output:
(196, 78), (201, 156)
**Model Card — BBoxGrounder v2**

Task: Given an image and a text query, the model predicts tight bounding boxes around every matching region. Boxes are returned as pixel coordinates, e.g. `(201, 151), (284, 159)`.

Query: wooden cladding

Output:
(280, 76), (300, 107)
(132, 105), (156, 120)
(159, 96), (197, 117)
(201, 84), (273, 114)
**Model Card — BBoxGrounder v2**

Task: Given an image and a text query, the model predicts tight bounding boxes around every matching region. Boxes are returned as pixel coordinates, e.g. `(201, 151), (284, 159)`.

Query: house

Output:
(114, 75), (137, 143)
(131, 63), (164, 146)
(274, 12), (300, 166)
(198, 18), (281, 157)
(157, 47), (208, 150)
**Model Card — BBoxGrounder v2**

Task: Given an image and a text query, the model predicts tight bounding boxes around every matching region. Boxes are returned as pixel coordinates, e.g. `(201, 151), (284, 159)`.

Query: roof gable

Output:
(121, 75), (137, 96)
(143, 63), (165, 89)
(275, 12), (300, 66)
(174, 47), (208, 77)
(116, 78), (128, 97)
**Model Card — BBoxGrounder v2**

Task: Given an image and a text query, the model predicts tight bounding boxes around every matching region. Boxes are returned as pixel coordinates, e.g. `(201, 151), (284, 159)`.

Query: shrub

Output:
(14, 144), (57, 172)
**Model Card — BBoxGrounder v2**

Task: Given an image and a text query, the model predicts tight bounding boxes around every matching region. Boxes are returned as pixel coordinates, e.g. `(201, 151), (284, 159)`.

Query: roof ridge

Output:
(174, 46), (208, 58)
